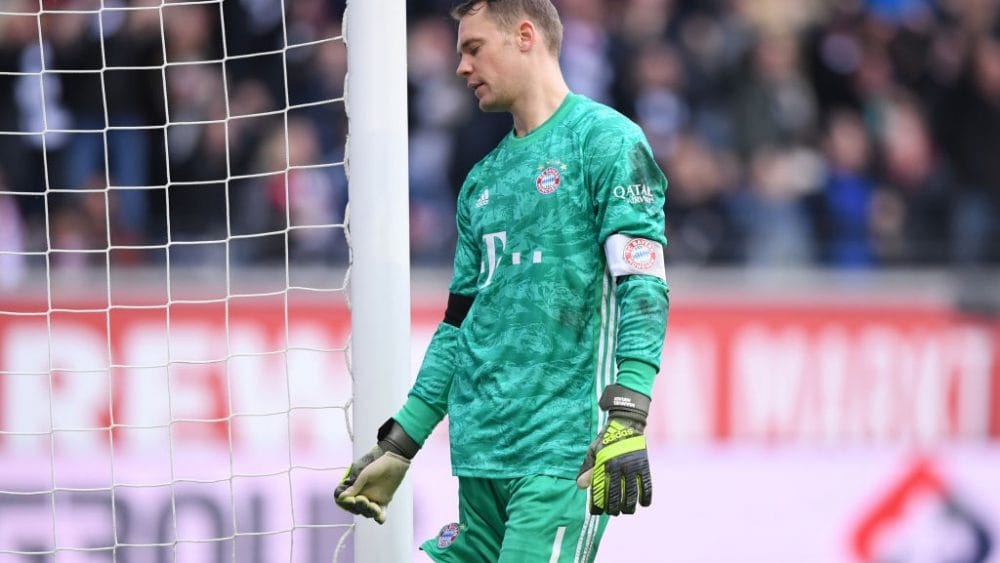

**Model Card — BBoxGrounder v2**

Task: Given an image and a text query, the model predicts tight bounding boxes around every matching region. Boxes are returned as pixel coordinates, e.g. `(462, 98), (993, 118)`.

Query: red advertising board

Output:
(653, 301), (1000, 443)
(1, 297), (998, 450)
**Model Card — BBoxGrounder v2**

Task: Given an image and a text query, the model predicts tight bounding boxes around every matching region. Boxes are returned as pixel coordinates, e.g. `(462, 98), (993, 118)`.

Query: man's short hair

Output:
(451, 0), (563, 56)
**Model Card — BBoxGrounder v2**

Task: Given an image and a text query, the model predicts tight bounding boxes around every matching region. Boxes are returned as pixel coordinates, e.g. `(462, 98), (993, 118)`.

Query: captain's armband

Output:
(604, 234), (666, 281)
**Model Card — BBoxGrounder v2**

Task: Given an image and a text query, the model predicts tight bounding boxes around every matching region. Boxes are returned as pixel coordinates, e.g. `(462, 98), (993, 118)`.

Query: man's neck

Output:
(510, 64), (570, 137)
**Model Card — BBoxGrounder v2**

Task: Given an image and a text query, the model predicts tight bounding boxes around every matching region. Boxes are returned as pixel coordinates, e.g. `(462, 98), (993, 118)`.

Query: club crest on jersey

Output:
(535, 160), (566, 195)
(623, 238), (658, 270)
(535, 166), (561, 194)
(437, 523), (463, 548)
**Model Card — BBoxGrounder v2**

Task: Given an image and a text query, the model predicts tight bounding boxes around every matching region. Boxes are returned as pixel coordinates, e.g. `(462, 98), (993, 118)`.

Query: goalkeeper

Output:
(335, 0), (669, 560)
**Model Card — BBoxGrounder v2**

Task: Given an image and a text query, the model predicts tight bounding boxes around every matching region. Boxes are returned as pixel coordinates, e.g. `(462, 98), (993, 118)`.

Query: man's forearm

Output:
(613, 274), (668, 397)
(396, 292), (475, 444)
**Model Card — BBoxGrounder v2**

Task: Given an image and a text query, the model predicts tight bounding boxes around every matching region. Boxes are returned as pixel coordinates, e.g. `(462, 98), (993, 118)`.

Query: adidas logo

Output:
(475, 189), (490, 208)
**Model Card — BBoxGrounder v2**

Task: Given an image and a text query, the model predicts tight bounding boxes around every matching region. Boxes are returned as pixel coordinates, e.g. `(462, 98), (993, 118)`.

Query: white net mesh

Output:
(0, 0), (356, 561)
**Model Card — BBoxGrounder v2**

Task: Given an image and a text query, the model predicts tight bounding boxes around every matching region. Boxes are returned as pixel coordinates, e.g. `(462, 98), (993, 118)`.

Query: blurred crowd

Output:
(411, 0), (1000, 268)
(0, 0), (349, 288)
(1, 0), (1000, 288)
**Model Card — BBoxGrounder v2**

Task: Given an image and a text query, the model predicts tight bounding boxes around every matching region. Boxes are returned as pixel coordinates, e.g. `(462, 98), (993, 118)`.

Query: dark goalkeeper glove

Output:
(335, 418), (419, 524)
(576, 384), (652, 515)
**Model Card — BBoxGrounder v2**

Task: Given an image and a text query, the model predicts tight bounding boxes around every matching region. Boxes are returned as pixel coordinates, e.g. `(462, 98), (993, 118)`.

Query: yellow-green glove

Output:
(335, 419), (419, 524)
(576, 384), (652, 515)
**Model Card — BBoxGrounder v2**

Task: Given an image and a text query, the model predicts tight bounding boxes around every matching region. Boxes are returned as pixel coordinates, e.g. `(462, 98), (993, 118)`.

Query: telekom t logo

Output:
(481, 231), (507, 287)
(480, 231), (543, 287)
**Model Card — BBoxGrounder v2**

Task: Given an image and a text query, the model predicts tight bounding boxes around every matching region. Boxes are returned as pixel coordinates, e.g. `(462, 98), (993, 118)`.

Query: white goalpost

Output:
(0, 0), (411, 562)
(344, 1), (413, 562)
(344, 0), (413, 563)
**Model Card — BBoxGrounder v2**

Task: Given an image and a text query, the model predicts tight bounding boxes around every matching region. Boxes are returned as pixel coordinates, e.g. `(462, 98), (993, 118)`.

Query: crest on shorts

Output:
(535, 159), (567, 195)
(623, 238), (657, 270)
(437, 522), (462, 549)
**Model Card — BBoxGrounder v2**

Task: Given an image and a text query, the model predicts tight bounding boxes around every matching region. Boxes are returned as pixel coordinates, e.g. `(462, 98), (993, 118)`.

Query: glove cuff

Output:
(377, 418), (421, 460)
(599, 383), (650, 424)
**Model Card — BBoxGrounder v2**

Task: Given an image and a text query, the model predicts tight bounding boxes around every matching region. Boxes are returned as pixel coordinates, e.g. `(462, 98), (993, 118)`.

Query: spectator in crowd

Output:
(662, 132), (740, 264)
(935, 32), (1000, 265)
(729, 32), (819, 159)
(161, 46), (230, 264)
(9, 0), (74, 202)
(629, 41), (688, 159)
(878, 93), (950, 263)
(0, 2), (37, 222)
(559, 0), (616, 104)
(275, 118), (345, 264)
(669, 10), (748, 148)
(39, 4), (104, 193)
(735, 145), (821, 267)
(817, 108), (879, 267)
(407, 17), (467, 261)
(102, 5), (164, 243)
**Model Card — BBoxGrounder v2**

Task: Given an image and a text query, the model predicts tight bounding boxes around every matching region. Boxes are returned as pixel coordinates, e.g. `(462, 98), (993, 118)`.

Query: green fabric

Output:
(410, 92), (668, 479)
(420, 476), (609, 562)
(407, 322), (459, 431)
(615, 276), (669, 371)
(393, 395), (445, 447)
(614, 359), (657, 399)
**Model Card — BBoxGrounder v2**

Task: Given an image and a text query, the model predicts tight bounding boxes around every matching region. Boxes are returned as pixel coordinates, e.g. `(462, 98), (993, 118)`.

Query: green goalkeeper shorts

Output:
(420, 475), (609, 562)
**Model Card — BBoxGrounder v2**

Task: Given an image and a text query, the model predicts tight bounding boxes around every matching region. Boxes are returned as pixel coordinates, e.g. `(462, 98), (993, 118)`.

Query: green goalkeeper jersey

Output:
(408, 93), (669, 479)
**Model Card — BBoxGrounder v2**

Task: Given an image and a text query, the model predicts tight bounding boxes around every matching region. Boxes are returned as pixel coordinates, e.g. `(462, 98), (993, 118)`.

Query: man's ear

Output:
(516, 19), (536, 52)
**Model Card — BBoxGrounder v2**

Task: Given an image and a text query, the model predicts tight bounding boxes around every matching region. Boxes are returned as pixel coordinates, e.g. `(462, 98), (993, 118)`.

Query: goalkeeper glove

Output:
(576, 384), (652, 515)
(335, 418), (419, 524)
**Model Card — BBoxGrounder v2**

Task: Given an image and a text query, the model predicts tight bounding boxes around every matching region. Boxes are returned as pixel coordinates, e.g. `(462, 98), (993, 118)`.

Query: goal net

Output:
(0, 0), (411, 562)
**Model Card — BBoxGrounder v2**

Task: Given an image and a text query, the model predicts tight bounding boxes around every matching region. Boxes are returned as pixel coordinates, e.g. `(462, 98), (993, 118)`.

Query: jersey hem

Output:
(451, 465), (580, 481)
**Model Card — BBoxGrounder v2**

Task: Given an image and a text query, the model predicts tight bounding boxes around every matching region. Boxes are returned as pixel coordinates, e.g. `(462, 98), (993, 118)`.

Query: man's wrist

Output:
(393, 394), (445, 446)
(614, 359), (656, 398)
(599, 383), (651, 424)
(376, 418), (420, 460)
